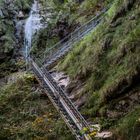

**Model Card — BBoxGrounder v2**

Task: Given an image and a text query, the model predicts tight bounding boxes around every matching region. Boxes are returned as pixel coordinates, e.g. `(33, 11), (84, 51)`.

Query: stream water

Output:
(24, 0), (43, 62)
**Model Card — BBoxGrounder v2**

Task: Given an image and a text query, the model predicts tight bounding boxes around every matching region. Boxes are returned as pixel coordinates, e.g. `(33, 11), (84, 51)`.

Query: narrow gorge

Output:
(0, 0), (140, 140)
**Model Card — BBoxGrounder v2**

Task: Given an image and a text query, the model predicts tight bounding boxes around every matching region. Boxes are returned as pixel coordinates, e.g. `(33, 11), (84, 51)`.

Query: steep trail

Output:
(31, 59), (93, 140)
(24, 1), (110, 140)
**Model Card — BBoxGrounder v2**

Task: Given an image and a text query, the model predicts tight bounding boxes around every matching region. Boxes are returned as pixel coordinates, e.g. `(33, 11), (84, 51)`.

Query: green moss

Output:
(0, 60), (18, 78)
(0, 73), (75, 140)
(114, 107), (140, 140)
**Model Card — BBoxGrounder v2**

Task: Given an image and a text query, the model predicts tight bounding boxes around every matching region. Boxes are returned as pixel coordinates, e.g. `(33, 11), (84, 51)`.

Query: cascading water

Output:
(24, 0), (43, 65)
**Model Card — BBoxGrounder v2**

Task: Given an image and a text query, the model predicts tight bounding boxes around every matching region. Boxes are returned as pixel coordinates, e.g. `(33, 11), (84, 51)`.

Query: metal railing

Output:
(42, 8), (107, 67)
(28, 6), (111, 140)
(30, 59), (94, 140)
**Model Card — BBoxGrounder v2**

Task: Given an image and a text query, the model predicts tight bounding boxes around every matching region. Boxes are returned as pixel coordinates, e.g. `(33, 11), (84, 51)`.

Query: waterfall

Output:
(24, 0), (43, 63)
(25, 13), (32, 59)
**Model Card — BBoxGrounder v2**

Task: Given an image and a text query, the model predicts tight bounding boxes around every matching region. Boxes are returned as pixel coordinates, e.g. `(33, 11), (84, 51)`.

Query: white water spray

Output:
(24, 0), (42, 63)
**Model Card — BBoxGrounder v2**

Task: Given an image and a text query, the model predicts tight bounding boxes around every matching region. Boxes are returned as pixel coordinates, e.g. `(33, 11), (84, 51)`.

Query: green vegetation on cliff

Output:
(21, 0), (140, 139)
(0, 73), (74, 140)
(0, 0), (140, 140)
(0, 0), (33, 78)
(57, 0), (140, 139)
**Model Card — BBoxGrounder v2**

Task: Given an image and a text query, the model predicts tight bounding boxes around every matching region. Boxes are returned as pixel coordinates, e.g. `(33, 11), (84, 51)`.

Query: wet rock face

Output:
(65, 81), (77, 93)
(67, 81), (86, 109)
(51, 70), (87, 109)
(51, 70), (70, 89)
